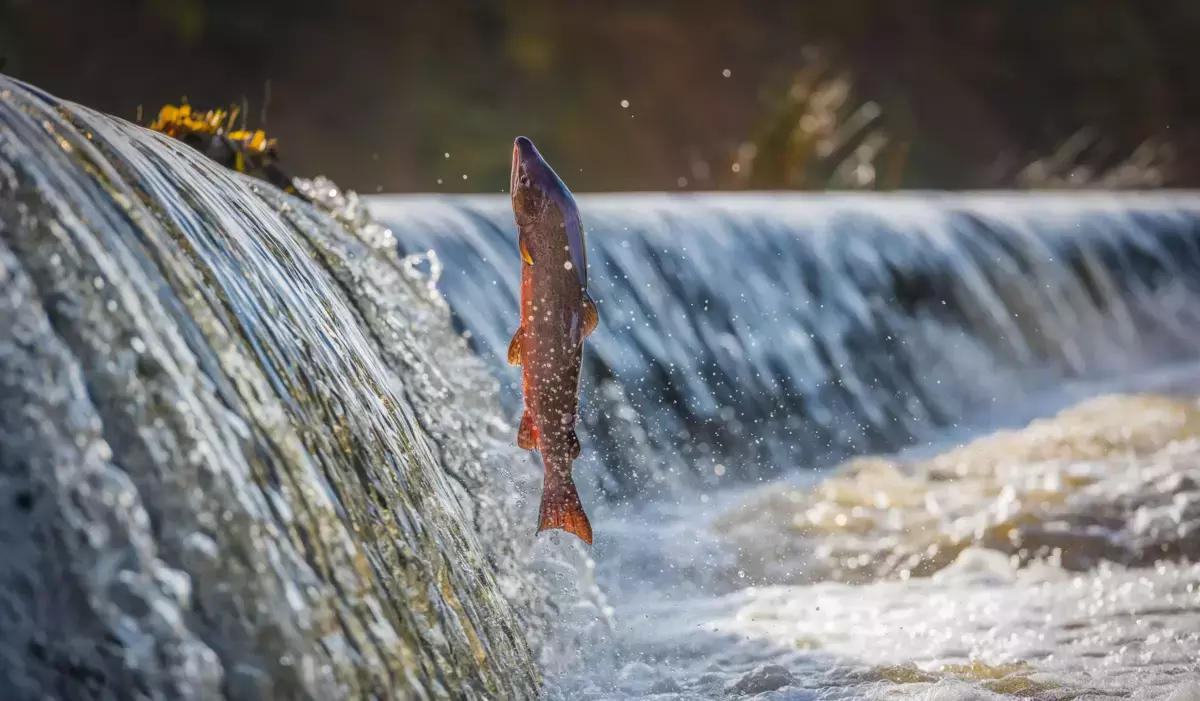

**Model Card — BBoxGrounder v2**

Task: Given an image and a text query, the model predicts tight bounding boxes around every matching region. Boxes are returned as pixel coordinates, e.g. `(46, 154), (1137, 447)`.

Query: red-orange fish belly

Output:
(508, 257), (597, 544)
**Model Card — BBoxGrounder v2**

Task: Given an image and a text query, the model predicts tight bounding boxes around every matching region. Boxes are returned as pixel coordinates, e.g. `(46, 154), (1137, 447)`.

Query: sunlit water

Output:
(371, 194), (1200, 700)
(1, 70), (1196, 699)
(536, 385), (1200, 701)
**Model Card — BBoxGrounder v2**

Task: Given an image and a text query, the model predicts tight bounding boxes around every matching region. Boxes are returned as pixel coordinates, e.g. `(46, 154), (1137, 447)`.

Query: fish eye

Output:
(518, 172), (531, 188)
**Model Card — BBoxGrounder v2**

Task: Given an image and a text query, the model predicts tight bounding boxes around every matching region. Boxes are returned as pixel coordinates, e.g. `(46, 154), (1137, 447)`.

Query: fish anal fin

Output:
(582, 295), (599, 339)
(517, 411), (538, 451)
(537, 465), (592, 545)
(507, 326), (523, 366)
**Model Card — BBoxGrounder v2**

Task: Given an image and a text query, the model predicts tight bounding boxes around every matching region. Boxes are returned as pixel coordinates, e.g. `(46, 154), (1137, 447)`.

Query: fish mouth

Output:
(510, 138), (523, 196)
(514, 136), (539, 167)
(512, 135), (559, 221)
(511, 136), (542, 196)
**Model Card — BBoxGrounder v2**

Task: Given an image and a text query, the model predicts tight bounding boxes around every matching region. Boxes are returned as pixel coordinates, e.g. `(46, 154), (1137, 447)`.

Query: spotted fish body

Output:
(507, 136), (599, 545)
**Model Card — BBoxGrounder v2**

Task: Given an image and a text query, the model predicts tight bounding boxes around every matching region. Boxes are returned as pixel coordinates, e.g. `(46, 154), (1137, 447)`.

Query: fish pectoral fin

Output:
(519, 232), (533, 266)
(537, 465), (592, 545)
(517, 411), (538, 451)
(507, 326), (524, 366)
(582, 295), (599, 339)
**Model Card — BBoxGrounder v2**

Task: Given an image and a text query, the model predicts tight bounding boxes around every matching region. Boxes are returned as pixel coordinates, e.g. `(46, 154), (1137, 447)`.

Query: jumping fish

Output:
(508, 135), (599, 545)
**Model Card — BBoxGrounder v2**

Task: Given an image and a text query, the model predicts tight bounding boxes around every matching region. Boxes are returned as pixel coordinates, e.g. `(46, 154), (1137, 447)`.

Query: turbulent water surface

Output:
(371, 193), (1200, 700)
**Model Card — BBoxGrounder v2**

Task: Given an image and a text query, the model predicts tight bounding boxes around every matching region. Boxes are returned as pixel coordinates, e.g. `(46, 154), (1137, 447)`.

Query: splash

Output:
(718, 393), (1200, 585)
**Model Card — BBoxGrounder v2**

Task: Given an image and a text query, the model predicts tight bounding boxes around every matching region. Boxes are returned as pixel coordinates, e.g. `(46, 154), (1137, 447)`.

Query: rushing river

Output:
(2, 72), (1199, 700)
(371, 194), (1200, 700)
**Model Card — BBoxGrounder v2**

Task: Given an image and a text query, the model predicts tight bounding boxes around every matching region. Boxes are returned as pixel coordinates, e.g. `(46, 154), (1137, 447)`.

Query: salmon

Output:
(507, 136), (599, 545)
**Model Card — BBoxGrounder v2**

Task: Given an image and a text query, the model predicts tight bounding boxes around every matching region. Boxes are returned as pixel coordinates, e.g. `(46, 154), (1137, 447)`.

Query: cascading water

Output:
(372, 194), (1200, 500)
(371, 193), (1200, 699)
(4, 70), (1200, 701)
(0, 76), (584, 700)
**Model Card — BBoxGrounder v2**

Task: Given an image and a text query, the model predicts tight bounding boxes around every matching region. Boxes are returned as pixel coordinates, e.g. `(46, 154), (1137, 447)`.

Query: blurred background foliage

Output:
(1, 0), (1197, 192)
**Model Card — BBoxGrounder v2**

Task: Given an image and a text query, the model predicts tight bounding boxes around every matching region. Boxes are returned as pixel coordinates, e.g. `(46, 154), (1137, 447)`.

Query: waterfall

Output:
(371, 193), (1200, 499)
(0, 76), (555, 700)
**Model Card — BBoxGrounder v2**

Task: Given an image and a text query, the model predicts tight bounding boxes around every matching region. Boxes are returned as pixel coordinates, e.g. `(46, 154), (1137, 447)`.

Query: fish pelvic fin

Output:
(507, 326), (523, 366)
(537, 461), (592, 545)
(582, 295), (599, 339)
(517, 410), (538, 450)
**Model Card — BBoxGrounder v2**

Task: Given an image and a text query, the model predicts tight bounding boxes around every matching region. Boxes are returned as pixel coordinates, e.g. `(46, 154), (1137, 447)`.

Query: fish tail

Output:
(537, 459), (592, 545)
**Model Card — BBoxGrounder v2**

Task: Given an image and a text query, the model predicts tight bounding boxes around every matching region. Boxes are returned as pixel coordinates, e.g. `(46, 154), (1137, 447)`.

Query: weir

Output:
(0, 76), (554, 700)
(370, 193), (1200, 499)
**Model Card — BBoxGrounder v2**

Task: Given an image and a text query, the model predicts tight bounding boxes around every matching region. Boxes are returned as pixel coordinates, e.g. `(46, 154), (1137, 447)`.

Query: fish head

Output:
(511, 136), (588, 288)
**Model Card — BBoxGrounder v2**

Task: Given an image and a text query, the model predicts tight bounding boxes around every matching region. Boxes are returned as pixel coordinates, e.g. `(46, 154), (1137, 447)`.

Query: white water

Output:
(367, 193), (1200, 699)
(540, 368), (1200, 700)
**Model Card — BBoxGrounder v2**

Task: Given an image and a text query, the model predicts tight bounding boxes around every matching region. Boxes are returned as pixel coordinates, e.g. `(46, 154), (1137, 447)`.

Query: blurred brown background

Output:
(2, 0), (1198, 193)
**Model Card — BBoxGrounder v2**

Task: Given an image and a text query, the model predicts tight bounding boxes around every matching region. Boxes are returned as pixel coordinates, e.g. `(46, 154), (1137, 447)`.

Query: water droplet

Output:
(564, 261), (573, 270)
(620, 99), (630, 109)
(722, 68), (732, 78)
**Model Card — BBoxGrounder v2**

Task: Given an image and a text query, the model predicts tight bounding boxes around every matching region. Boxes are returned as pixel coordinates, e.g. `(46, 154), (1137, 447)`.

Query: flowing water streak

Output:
(0, 77), (558, 699)
(369, 192), (1200, 700)
(370, 193), (1200, 501)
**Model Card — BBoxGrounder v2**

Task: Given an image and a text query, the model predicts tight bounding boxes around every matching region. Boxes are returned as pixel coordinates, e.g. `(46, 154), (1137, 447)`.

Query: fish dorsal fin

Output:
(582, 295), (599, 339)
